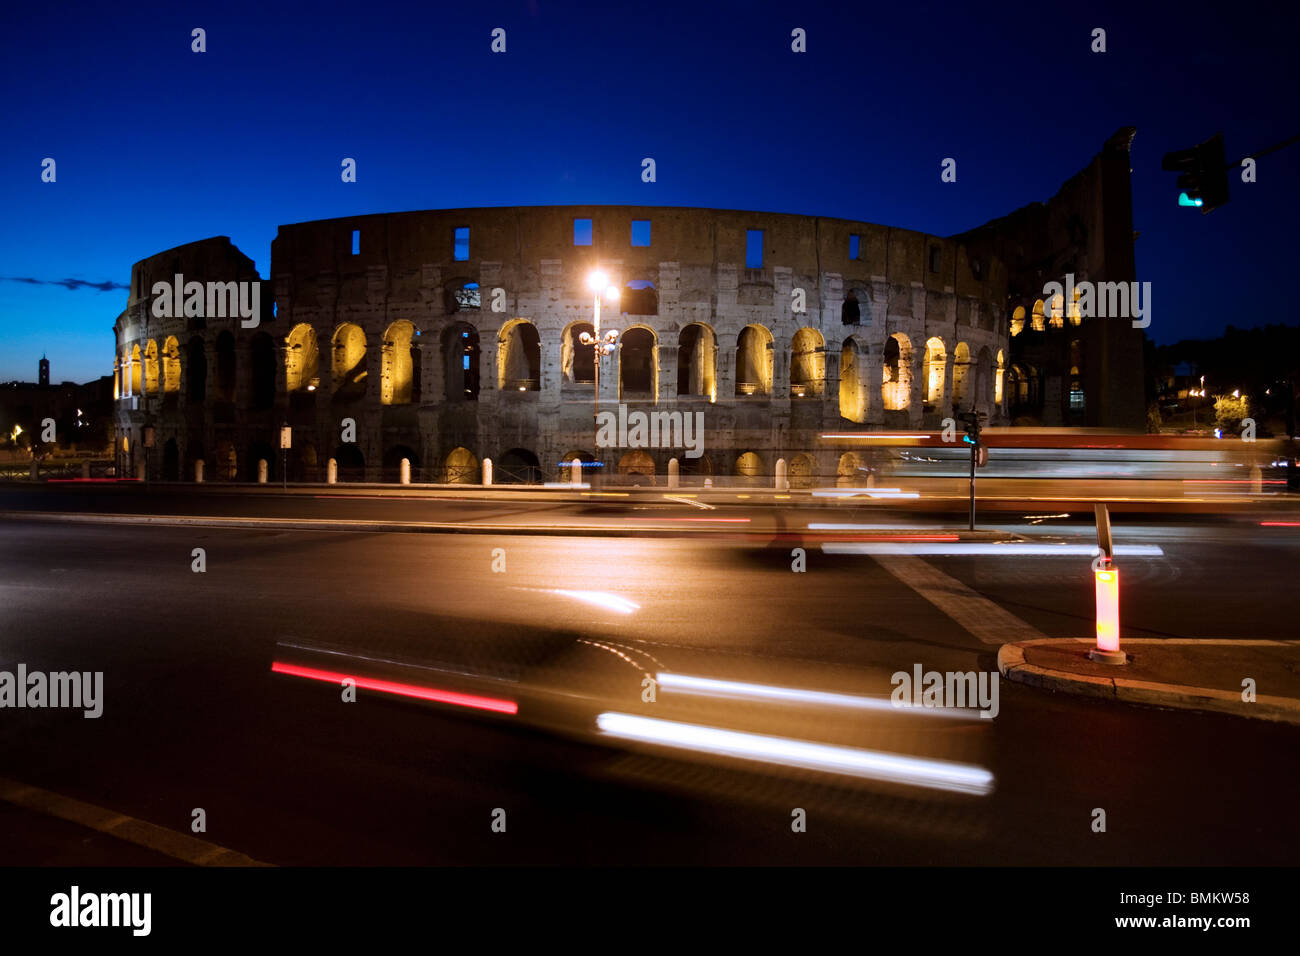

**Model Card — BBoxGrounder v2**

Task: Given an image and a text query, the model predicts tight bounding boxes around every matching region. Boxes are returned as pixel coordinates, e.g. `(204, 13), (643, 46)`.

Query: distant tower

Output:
(39, 354), (49, 386)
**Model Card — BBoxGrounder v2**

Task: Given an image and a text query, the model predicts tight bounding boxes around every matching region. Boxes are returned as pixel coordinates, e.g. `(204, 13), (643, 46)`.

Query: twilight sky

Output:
(1, 0), (1295, 383)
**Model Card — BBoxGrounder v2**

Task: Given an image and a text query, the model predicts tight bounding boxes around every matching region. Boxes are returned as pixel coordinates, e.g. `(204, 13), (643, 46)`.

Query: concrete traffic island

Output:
(998, 637), (1300, 724)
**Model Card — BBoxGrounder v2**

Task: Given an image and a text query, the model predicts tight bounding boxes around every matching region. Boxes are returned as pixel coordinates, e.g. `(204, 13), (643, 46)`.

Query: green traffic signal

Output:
(1178, 192), (1203, 207)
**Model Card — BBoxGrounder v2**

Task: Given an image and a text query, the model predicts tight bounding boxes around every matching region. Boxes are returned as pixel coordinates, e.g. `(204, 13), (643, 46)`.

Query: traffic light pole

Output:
(968, 441), (977, 532)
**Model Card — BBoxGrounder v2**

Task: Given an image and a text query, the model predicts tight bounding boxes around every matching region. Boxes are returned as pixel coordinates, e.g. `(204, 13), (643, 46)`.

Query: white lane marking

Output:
(822, 542), (1163, 556)
(869, 554), (1047, 646)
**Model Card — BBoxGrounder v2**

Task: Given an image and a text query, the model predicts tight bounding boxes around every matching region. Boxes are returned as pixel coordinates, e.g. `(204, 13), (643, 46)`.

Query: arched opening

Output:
(839, 337), (868, 422)
(443, 446), (478, 484)
(443, 323), (480, 400)
(882, 333), (912, 411)
(841, 292), (861, 325)
(1047, 293), (1065, 329)
(381, 320), (416, 405)
(923, 337), (946, 410)
(619, 327), (656, 399)
(975, 347), (992, 412)
(333, 443), (365, 482)
(618, 449), (656, 481)
(331, 323), (368, 400)
(497, 448), (541, 483)
(383, 444), (420, 480)
(187, 337), (206, 402)
(562, 322), (596, 385)
(558, 450), (597, 482)
(1010, 306), (1026, 337)
(162, 438), (179, 480)
(295, 441), (318, 482)
(837, 451), (865, 487)
(679, 454), (713, 477)
(251, 332), (276, 410)
(735, 325), (773, 396)
(130, 345), (142, 395)
(285, 324), (319, 393)
(497, 320), (540, 391)
(215, 332), (236, 402)
(734, 451), (764, 483)
(144, 340), (159, 394)
(622, 280), (658, 316)
(677, 323), (716, 400)
(788, 453), (816, 489)
(995, 350), (1005, 405)
(113, 357), (121, 400)
(445, 280), (481, 313)
(951, 342), (972, 411)
(162, 337), (181, 395)
(1031, 299), (1046, 332)
(790, 328), (825, 398)
(213, 440), (237, 481)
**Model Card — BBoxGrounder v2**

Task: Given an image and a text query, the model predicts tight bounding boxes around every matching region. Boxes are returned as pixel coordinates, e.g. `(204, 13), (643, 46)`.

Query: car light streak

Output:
(656, 673), (981, 718)
(270, 661), (518, 714)
(822, 543), (1164, 556)
(595, 713), (993, 795)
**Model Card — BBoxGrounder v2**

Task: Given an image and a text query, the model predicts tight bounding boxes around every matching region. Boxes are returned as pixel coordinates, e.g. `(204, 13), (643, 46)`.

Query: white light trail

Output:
(821, 543), (1164, 556)
(656, 672), (979, 719)
(596, 713), (994, 795)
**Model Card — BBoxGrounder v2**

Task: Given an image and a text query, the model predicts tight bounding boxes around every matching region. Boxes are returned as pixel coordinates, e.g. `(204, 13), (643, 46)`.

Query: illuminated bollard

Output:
(1088, 564), (1127, 664)
(1251, 465), (1262, 494)
(570, 458), (582, 485)
(775, 457), (788, 491)
(667, 457), (679, 489)
(194, 459), (204, 483)
(704, 477), (712, 489)
(258, 459), (268, 484)
(400, 458), (411, 485)
(81, 461), (90, 479)
(327, 458), (338, 484)
(482, 457), (493, 486)
(135, 460), (146, 481)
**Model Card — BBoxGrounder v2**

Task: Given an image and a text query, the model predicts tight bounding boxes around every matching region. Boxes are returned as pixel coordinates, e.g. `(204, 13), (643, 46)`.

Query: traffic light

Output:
(958, 410), (983, 445)
(1162, 133), (1229, 214)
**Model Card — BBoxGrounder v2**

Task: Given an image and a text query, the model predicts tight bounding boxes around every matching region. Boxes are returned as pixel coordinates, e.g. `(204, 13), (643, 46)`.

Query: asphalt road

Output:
(1, 495), (1297, 865)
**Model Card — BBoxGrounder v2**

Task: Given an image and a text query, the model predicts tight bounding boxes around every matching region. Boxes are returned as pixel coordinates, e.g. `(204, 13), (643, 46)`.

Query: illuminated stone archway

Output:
(619, 326), (657, 400)
(331, 323), (368, 399)
(790, 328), (825, 398)
(444, 446), (478, 484)
(677, 323), (716, 400)
(162, 336), (181, 395)
(735, 325), (773, 396)
(923, 337), (946, 410)
(882, 333), (912, 411)
(951, 342), (972, 411)
(144, 340), (159, 395)
(285, 324), (319, 393)
(381, 320), (416, 405)
(497, 319), (540, 392)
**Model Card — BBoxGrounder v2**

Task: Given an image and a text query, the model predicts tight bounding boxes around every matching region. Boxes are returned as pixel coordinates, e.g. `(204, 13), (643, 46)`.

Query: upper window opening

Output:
(573, 219), (593, 246)
(631, 220), (651, 247)
(849, 234), (860, 260)
(454, 227), (469, 261)
(351, 230), (360, 255)
(746, 229), (764, 269)
(929, 245), (941, 273)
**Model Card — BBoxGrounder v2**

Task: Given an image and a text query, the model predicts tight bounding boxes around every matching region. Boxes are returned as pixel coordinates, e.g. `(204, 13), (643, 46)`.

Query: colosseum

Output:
(110, 135), (1144, 486)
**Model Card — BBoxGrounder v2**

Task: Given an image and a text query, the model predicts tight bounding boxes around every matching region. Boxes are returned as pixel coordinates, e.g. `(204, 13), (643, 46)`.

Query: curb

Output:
(997, 638), (1300, 725)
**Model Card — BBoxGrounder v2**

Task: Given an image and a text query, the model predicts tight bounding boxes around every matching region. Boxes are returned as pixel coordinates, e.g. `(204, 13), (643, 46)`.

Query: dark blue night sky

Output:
(1, 0), (1295, 382)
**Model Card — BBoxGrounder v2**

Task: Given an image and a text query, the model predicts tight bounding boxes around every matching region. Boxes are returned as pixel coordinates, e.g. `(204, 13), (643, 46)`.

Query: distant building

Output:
(39, 355), (49, 387)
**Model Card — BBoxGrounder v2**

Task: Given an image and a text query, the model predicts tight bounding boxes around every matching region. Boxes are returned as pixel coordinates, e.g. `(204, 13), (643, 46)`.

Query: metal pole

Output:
(593, 291), (600, 476)
(968, 441), (977, 531)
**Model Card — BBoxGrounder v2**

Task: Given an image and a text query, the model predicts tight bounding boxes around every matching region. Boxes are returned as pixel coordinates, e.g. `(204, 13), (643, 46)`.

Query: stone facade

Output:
(112, 207), (1017, 484)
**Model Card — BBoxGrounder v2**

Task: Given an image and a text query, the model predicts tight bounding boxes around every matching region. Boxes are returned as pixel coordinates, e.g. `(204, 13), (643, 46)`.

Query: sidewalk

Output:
(0, 800), (185, 866)
(998, 638), (1300, 724)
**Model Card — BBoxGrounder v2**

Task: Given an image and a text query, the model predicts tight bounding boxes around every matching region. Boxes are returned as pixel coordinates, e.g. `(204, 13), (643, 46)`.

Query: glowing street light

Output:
(580, 269), (622, 477)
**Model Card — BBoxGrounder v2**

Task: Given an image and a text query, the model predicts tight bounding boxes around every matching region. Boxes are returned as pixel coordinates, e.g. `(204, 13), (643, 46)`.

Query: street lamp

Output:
(579, 270), (620, 477)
